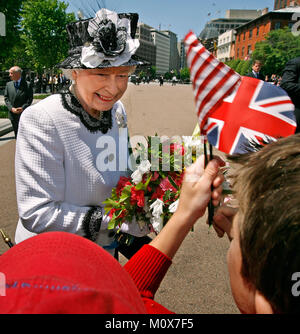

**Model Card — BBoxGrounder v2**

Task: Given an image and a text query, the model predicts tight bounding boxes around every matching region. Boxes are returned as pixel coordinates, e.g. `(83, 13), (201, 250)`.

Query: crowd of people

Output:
(2, 7), (300, 315)
(27, 73), (70, 94)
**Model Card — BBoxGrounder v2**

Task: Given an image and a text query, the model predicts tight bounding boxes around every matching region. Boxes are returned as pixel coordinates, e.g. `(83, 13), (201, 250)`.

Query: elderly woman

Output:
(14, 9), (149, 257)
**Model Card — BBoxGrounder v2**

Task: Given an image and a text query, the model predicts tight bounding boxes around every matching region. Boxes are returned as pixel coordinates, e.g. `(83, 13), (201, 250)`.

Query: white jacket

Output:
(15, 92), (148, 251)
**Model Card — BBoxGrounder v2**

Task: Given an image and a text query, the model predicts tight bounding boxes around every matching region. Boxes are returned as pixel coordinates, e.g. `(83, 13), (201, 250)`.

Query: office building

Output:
(151, 29), (170, 75)
(135, 22), (156, 67)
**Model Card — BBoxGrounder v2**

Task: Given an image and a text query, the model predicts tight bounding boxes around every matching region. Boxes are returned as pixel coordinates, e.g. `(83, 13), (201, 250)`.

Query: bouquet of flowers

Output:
(103, 135), (201, 235)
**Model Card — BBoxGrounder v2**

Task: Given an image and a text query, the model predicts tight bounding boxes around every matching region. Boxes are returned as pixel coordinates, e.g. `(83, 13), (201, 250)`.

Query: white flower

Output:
(131, 169), (143, 184)
(150, 199), (164, 218)
(168, 199), (179, 213)
(138, 160), (151, 174)
(150, 215), (164, 234)
(182, 136), (202, 148)
(131, 160), (151, 184)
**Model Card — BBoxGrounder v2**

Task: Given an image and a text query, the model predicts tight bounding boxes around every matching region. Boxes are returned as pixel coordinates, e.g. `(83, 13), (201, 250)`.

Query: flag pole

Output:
(203, 139), (214, 226)
(208, 143), (214, 226)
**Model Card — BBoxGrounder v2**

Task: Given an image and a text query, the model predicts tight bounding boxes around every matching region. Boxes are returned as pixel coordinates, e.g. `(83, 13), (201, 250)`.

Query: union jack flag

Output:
(184, 31), (296, 155)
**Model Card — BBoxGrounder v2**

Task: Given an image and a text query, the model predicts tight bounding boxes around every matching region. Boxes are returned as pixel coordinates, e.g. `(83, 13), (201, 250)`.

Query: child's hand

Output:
(176, 155), (225, 225)
(211, 205), (238, 241)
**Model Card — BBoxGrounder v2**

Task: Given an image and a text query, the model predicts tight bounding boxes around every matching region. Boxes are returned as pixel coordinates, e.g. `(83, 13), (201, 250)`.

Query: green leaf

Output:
(121, 185), (132, 196)
(108, 219), (116, 230)
(103, 206), (112, 215)
(168, 175), (179, 191)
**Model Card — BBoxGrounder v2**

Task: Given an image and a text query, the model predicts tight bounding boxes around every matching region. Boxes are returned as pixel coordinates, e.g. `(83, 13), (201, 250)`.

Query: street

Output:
(0, 82), (239, 314)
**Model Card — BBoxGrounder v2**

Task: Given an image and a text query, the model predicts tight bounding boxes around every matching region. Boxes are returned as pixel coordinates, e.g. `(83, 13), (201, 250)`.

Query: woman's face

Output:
(72, 66), (133, 113)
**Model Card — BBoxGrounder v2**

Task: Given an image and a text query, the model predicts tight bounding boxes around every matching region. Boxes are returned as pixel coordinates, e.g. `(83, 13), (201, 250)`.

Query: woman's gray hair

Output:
(61, 69), (80, 80)
(61, 66), (136, 80)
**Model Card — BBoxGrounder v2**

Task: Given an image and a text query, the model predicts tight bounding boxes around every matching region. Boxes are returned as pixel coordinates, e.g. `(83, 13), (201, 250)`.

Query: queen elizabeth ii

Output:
(14, 9), (150, 257)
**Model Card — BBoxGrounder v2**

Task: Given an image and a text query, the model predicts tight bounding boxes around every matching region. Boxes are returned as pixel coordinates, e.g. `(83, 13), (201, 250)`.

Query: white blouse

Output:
(15, 92), (148, 250)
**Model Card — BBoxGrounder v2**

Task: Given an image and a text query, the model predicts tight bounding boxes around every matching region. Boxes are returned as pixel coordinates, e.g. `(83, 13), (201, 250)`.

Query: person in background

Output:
(4, 66), (33, 138)
(280, 56), (300, 133)
(246, 60), (265, 81)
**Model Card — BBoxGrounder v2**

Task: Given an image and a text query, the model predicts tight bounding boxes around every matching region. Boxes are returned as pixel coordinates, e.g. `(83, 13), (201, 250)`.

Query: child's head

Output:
(228, 134), (300, 313)
(252, 60), (262, 73)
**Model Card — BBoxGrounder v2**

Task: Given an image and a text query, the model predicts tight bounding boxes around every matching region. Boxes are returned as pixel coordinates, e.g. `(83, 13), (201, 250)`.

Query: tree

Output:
(180, 67), (190, 81)
(0, 0), (23, 71)
(149, 66), (156, 80)
(252, 27), (300, 76)
(235, 60), (244, 74)
(240, 60), (251, 76)
(21, 0), (75, 73)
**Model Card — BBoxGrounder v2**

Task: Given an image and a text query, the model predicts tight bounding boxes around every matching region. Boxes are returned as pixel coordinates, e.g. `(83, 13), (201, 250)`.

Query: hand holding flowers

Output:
(102, 136), (188, 235)
(149, 155), (226, 259)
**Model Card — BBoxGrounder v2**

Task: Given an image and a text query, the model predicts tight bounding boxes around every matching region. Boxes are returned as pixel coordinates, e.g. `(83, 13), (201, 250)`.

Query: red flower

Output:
(163, 143), (185, 155)
(116, 176), (131, 196)
(130, 187), (145, 208)
(170, 143), (185, 156)
(160, 177), (177, 192)
(151, 171), (159, 181)
(109, 208), (116, 218)
(109, 208), (128, 220)
(151, 186), (165, 200)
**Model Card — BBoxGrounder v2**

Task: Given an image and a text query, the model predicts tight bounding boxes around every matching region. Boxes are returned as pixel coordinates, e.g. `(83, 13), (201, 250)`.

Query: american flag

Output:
(184, 31), (296, 155)
(184, 31), (241, 132)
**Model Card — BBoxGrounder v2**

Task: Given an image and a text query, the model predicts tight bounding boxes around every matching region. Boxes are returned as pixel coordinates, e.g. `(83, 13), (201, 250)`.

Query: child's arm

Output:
(150, 155), (225, 259)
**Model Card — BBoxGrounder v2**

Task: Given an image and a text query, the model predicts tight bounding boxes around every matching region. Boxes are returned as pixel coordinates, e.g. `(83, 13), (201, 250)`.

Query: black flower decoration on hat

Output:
(91, 19), (127, 57)
(81, 8), (140, 68)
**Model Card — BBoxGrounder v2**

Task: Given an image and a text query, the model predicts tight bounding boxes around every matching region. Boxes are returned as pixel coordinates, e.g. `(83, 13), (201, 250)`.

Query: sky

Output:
(66, 0), (275, 40)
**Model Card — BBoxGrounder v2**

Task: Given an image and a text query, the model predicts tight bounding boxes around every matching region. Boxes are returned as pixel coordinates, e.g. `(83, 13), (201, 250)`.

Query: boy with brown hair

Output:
(213, 133), (300, 313)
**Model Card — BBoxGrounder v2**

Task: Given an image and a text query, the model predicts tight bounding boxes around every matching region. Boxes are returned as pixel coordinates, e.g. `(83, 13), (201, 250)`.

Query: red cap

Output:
(0, 232), (147, 313)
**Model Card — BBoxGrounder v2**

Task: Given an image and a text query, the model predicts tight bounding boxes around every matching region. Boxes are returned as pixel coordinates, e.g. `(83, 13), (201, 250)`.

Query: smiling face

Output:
(72, 66), (133, 116)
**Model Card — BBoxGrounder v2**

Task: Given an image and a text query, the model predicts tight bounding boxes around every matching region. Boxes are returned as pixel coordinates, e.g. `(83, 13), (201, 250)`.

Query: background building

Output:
(234, 6), (300, 60)
(199, 9), (262, 53)
(274, 0), (299, 9)
(151, 29), (170, 75)
(135, 22), (156, 67)
(161, 30), (180, 73)
(178, 40), (187, 69)
(217, 29), (236, 62)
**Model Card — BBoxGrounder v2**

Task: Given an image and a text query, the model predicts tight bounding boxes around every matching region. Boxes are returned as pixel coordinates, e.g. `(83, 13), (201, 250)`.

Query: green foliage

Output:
(21, 0), (75, 72)
(240, 60), (251, 76)
(226, 58), (251, 75)
(252, 27), (300, 75)
(149, 66), (156, 79)
(0, 105), (8, 118)
(225, 58), (241, 71)
(235, 60), (244, 74)
(0, 0), (23, 71)
(180, 67), (190, 81)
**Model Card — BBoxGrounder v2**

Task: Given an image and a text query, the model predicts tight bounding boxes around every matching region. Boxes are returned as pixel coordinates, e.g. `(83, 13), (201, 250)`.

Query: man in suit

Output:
(246, 60), (265, 81)
(280, 57), (300, 133)
(4, 66), (33, 138)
